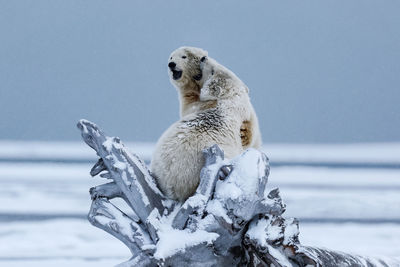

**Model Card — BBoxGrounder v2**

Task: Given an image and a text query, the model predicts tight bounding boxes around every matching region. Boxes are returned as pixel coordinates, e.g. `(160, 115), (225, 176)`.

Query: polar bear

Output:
(167, 46), (261, 149)
(199, 57), (262, 149)
(151, 53), (261, 201)
(167, 46), (216, 117)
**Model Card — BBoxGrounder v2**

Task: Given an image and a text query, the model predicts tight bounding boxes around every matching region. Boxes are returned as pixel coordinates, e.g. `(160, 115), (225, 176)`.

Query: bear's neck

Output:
(178, 82), (199, 116)
(181, 97), (217, 118)
(178, 81), (218, 117)
(180, 87), (199, 114)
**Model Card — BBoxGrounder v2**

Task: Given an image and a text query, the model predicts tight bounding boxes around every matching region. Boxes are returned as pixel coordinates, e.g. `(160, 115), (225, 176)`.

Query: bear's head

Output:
(168, 47), (208, 92)
(199, 57), (248, 101)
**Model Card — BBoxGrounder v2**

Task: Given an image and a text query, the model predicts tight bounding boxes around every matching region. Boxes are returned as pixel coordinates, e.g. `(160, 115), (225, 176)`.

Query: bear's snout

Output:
(168, 62), (176, 69)
(168, 61), (183, 80)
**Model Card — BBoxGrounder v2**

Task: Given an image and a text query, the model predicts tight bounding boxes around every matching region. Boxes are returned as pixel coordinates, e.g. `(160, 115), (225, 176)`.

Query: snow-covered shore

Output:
(1, 140), (400, 165)
(0, 141), (399, 266)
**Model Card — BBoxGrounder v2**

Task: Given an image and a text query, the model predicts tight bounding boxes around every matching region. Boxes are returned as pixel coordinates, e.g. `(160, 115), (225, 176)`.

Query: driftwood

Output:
(77, 119), (400, 267)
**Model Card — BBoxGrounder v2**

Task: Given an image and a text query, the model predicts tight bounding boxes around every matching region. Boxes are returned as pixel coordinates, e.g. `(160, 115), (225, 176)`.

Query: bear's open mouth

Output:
(172, 70), (183, 80)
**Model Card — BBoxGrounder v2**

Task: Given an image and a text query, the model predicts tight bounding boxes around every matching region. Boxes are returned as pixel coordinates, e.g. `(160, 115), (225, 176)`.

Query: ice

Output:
(269, 167), (400, 220)
(0, 219), (130, 259)
(0, 259), (126, 267)
(263, 142), (400, 164)
(300, 223), (400, 258)
(0, 141), (154, 162)
(2, 141), (400, 165)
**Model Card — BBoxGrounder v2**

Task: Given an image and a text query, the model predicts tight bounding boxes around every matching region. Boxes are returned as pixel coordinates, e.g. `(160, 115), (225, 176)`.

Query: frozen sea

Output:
(0, 141), (400, 266)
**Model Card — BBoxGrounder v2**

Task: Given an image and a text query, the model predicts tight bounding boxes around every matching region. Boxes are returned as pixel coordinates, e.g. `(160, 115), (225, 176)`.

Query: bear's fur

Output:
(151, 49), (262, 201)
(167, 47), (217, 117)
(199, 57), (262, 149)
(167, 47), (261, 149)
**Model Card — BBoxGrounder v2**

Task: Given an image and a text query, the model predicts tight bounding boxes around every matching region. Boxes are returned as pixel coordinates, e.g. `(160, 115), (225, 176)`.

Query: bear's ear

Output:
(200, 56), (207, 62)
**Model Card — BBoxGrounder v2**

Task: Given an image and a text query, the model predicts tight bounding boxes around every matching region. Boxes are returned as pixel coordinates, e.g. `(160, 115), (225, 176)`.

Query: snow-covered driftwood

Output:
(77, 119), (400, 267)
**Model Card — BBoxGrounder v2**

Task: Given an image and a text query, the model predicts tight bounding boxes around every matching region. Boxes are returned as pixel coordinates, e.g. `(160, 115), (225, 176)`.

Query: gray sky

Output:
(1, 1), (399, 143)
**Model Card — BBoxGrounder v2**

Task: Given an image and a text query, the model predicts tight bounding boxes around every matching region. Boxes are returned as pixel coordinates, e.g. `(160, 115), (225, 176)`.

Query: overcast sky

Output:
(1, 1), (399, 143)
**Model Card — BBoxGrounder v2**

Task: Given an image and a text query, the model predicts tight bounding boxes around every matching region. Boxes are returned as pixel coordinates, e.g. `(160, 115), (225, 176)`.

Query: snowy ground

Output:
(0, 141), (399, 266)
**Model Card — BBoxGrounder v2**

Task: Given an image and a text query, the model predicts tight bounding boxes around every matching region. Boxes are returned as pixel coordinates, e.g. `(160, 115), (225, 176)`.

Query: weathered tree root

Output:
(78, 119), (400, 267)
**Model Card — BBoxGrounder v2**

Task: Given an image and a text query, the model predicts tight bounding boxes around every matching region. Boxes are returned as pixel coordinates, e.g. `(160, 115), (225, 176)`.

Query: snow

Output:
(151, 206), (219, 259)
(93, 200), (152, 247)
(119, 171), (132, 189)
(269, 166), (400, 188)
(182, 193), (208, 210)
(0, 219), (129, 260)
(0, 259), (126, 267)
(267, 246), (294, 267)
(246, 218), (273, 247)
(214, 180), (242, 200)
(283, 218), (299, 245)
(2, 141), (400, 165)
(0, 141), (400, 266)
(246, 217), (286, 247)
(0, 141), (154, 162)
(125, 151), (164, 196)
(214, 149), (265, 201)
(102, 137), (114, 152)
(113, 161), (127, 171)
(269, 167), (400, 220)
(154, 226), (218, 259)
(206, 200), (232, 224)
(103, 138), (154, 206)
(246, 215), (297, 266)
(263, 142), (400, 164)
(300, 223), (400, 258)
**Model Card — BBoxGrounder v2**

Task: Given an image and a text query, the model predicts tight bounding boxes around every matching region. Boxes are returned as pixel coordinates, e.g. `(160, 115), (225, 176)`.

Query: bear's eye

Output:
(182, 56), (187, 59)
(200, 56), (207, 62)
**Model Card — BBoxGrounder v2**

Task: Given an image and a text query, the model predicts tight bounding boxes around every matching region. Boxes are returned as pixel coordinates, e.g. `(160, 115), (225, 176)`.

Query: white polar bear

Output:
(166, 46), (215, 117)
(151, 47), (262, 201)
(166, 46), (261, 149)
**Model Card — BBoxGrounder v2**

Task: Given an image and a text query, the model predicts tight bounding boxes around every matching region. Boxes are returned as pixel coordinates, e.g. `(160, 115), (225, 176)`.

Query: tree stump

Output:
(77, 119), (400, 267)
